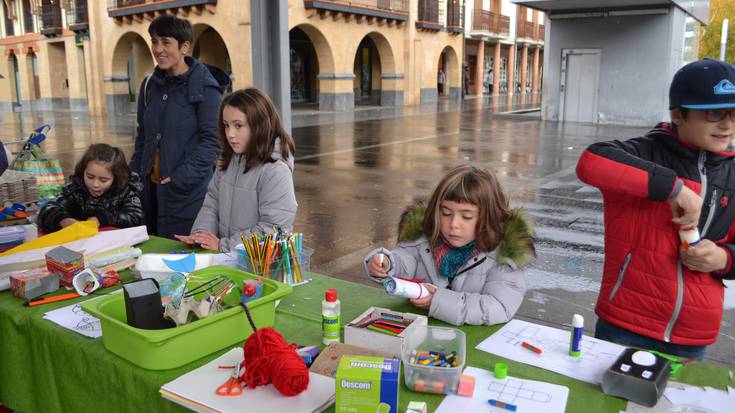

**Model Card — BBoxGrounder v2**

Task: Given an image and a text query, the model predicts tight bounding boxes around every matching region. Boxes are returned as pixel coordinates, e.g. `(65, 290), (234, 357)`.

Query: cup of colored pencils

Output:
(239, 230), (312, 285)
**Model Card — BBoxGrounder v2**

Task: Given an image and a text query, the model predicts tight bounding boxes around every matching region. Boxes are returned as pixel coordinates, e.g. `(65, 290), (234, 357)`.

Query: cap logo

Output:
(714, 79), (735, 95)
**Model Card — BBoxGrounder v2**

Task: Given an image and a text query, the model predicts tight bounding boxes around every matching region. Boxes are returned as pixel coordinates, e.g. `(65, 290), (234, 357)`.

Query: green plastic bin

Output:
(82, 265), (292, 370)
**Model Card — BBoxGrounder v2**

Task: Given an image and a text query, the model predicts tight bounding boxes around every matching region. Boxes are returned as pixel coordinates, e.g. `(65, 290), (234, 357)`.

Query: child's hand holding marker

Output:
(368, 253), (390, 277)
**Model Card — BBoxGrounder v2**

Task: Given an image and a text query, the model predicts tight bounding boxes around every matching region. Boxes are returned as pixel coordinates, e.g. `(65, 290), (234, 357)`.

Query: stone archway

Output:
(438, 45), (460, 100)
(108, 31), (154, 114)
(192, 24), (231, 93)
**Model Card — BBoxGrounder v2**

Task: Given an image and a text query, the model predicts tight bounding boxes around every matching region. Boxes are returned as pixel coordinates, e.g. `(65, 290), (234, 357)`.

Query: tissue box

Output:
(336, 355), (400, 413)
(10, 268), (60, 299)
(344, 307), (427, 358)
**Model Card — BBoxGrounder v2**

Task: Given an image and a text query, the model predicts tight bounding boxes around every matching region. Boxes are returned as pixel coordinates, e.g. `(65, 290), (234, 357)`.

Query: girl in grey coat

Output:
(176, 88), (297, 252)
(364, 165), (534, 326)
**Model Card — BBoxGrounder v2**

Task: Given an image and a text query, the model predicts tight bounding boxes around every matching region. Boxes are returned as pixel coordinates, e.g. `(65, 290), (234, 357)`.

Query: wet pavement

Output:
(1, 94), (733, 368)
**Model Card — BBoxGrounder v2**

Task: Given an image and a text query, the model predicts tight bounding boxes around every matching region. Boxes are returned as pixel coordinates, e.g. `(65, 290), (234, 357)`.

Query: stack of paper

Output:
(160, 348), (336, 413)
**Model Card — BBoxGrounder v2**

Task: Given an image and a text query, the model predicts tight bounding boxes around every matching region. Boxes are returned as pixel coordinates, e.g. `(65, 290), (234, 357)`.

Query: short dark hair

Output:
(148, 14), (193, 47)
(218, 88), (296, 173)
(74, 144), (131, 194)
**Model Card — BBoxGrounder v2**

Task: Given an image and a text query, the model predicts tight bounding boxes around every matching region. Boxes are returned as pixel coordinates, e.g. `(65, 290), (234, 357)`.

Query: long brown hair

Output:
(218, 88), (295, 173)
(74, 143), (130, 194)
(423, 165), (510, 251)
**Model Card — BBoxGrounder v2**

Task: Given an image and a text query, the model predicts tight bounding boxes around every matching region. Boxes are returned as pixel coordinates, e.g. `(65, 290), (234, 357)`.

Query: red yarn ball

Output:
(241, 327), (309, 396)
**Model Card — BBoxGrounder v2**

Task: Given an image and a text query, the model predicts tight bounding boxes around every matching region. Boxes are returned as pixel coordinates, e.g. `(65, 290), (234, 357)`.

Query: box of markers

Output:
(344, 307), (427, 358)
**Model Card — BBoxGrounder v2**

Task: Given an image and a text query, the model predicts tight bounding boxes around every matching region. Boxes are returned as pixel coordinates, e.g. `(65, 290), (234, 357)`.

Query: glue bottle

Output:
(322, 289), (341, 345)
(569, 314), (584, 358)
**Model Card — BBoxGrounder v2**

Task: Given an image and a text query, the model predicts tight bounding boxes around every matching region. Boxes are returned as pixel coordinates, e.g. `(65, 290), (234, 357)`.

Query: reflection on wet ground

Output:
(1, 93), (732, 367)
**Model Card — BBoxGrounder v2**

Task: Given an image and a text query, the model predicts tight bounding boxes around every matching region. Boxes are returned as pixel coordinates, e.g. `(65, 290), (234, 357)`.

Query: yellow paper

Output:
(0, 221), (99, 256)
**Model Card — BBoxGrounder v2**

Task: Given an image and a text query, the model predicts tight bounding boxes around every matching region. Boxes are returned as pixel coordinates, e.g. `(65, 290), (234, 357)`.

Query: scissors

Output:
(215, 361), (243, 396)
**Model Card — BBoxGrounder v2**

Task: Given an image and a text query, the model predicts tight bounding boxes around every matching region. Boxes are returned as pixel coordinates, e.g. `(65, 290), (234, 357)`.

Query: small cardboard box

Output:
(10, 268), (59, 299)
(344, 307), (428, 358)
(336, 355), (400, 413)
(45, 246), (84, 288)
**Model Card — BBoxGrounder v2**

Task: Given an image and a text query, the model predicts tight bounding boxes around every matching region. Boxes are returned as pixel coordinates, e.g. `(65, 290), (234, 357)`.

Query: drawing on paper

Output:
(499, 324), (620, 362)
(488, 378), (552, 404)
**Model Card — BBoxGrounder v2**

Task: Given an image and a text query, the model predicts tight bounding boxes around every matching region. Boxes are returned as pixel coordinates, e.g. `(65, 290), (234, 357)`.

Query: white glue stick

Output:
(383, 277), (432, 299)
(679, 228), (701, 249)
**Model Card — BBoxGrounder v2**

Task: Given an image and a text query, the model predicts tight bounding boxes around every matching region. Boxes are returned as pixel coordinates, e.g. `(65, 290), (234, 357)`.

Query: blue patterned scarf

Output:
(434, 239), (477, 278)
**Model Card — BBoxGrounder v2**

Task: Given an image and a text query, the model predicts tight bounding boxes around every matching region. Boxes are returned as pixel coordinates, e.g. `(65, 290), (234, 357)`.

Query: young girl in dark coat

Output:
(38, 144), (144, 233)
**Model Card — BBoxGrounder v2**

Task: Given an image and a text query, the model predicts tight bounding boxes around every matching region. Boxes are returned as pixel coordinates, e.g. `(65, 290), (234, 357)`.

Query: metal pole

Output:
(721, 18), (729, 62)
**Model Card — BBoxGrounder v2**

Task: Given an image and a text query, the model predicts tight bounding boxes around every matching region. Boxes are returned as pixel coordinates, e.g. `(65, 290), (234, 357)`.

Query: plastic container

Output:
(235, 244), (313, 285)
(134, 253), (216, 281)
(82, 265), (292, 370)
(401, 326), (466, 395)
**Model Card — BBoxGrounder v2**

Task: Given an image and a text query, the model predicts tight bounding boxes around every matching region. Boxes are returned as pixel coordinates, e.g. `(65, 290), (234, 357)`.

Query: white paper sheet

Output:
(43, 301), (102, 338)
(663, 382), (735, 412)
(161, 348), (335, 413)
(476, 319), (626, 384)
(436, 366), (569, 413)
(0, 225), (149, 271)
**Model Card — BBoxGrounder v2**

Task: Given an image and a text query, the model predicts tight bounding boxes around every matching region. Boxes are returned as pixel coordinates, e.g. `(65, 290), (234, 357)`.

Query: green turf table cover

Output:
(0, 236), (732, 413)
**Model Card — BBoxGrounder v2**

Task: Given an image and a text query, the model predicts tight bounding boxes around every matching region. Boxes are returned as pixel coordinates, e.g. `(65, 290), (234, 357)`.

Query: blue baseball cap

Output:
(669, 59), (735, 110)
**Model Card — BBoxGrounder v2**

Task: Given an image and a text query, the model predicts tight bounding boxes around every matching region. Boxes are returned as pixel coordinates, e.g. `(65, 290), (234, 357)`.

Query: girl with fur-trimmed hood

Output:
(364, 165), (534, 326)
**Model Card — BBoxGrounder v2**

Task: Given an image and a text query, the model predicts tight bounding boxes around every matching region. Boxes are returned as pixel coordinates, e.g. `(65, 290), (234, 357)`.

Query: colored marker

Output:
(25, 291), (81, 307)
(521, 341), (543, 355)
(570, 314), (584, 358)
(488, 399), (517, 411)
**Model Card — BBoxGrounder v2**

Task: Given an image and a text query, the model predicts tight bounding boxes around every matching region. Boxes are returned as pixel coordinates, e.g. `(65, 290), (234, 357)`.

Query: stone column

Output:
(474, 40), (484, 96)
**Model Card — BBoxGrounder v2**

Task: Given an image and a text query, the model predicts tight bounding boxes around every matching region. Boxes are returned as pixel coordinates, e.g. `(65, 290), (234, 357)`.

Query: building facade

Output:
(0, 0), (467, 115)
(513, 0), (709, 126)
(463, 0), (544, 98)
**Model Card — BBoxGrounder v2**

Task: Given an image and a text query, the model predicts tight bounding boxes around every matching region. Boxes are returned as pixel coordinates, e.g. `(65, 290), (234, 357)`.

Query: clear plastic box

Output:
(401, 326), (466, 395)
(234, 244), (312, 285)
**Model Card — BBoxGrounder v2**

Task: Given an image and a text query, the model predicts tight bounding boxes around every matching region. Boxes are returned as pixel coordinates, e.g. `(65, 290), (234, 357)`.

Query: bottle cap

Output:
(325, 289), (337, 302)
(572, 314), (584, 328)
(494, 363), (508, 380)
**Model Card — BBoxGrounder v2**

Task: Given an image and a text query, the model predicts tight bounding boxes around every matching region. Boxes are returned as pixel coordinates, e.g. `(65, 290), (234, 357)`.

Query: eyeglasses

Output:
(703, 109), (735, 122)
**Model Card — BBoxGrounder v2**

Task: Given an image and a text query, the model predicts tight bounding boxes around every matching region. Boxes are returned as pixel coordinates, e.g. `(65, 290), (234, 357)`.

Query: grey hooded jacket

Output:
(191, 139), (297, 251)
(363, 206), (534, 326)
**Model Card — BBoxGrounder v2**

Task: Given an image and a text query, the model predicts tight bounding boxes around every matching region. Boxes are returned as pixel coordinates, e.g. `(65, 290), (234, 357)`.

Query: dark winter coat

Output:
(576, 122), (735, 346)
(129, 56), (230, 238)
(38, 173), (144, 233)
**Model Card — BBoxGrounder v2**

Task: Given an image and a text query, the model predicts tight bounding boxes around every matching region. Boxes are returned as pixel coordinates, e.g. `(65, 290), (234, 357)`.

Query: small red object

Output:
(521, 341), (543, 354)
(243, 283), (256, 297)
(325, 289), (337, 302)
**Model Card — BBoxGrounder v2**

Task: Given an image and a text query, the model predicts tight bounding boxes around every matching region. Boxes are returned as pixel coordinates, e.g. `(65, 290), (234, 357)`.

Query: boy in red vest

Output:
(577, 59), (735, 359)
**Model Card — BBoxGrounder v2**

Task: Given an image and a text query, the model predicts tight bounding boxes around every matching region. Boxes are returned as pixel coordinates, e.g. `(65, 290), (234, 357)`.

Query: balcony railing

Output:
(446, 0), (463, 33)
(525, 21), (534, 39)
(40, 2), (63, 36)
(67, 0), (89, 32)
(471, 9), (509, 36)
(107, 0), (217, 19)
(304, 0), (409, 23)
(516, 21), (544, 42)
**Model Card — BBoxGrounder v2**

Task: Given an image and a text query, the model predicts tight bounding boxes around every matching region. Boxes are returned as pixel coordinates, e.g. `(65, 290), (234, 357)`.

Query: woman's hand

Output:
(410, 284), (437, 309)
(367, 253), (389, 277)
